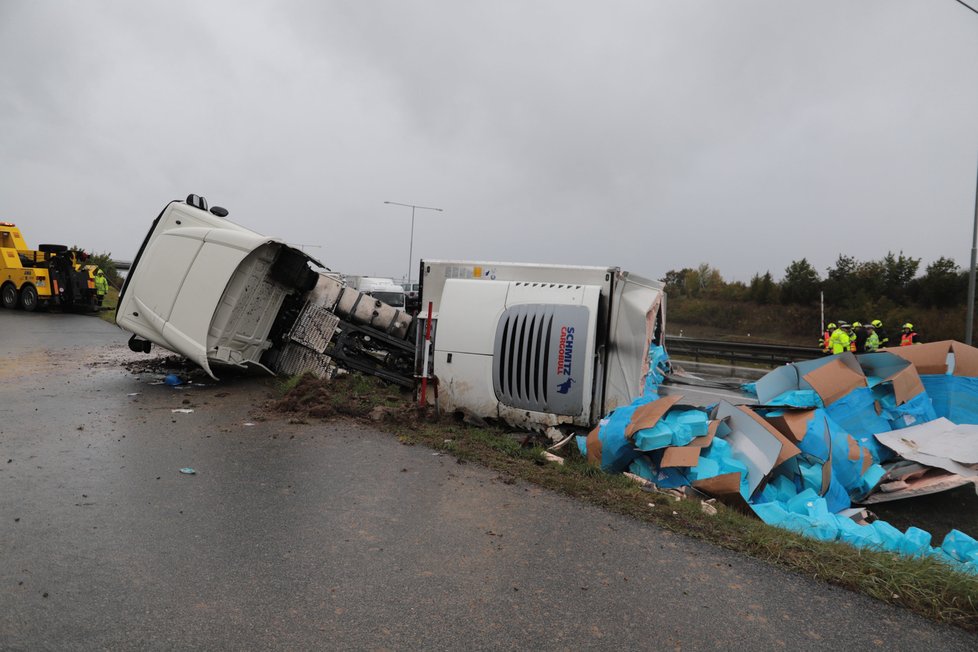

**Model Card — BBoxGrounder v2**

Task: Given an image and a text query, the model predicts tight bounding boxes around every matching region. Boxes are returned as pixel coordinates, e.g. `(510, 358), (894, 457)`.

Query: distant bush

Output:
(661, 253), (977, 343)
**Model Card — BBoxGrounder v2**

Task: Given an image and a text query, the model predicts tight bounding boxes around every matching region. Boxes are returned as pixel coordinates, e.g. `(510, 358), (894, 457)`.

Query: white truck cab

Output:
(116, 195), (323, 377)
(116, 195), (416, 382)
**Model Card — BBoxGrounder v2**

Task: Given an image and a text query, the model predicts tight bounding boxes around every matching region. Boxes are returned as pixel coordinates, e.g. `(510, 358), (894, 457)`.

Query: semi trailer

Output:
(415, 260), (666, 432)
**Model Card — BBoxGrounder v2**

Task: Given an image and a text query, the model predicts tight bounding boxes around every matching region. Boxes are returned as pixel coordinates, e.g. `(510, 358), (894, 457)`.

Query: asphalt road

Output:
(1, 311), (975, 650)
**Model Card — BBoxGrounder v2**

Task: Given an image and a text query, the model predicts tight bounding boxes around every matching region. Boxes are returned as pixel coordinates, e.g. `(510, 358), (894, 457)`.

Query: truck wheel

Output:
(1, 283), (17, 310)
(19, 285), (38, 312)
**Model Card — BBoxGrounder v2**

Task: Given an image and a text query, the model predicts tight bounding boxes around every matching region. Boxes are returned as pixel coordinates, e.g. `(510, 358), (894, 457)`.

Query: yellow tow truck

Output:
(0, 221), (99, 312)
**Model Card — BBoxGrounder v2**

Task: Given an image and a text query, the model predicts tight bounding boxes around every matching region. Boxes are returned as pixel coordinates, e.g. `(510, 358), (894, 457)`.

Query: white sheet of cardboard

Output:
(875, 417), (978, 477)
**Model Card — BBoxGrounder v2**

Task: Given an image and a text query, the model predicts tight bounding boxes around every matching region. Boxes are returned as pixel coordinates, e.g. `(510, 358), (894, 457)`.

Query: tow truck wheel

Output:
(19, 285), (38, 312)
(1, 283), (18, 310)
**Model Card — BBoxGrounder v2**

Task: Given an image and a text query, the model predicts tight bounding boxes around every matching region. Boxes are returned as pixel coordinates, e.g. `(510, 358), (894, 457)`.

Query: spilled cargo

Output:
(577, 341), (978, 575)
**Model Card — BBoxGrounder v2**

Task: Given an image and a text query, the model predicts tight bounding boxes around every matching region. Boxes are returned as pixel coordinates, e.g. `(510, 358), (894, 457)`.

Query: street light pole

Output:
(384, 201), (443, 287)
(966, 156), (978, 345)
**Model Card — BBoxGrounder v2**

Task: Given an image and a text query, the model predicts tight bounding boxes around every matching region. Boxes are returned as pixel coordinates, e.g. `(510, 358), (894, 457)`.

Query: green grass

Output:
(96, 287), (119, 324)
(275, 373), (978, 631)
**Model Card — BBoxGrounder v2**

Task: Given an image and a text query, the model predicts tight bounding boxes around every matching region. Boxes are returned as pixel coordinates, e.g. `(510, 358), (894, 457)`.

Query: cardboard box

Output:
(881, 340), (954, 375)
(624, 394), (683, 439)
(801, 358), (868, 407)
(715, 402), (801, 496)
(692, 472), (752, 514)
(754, 352), (865, 406)
(857, 351), (925, 406)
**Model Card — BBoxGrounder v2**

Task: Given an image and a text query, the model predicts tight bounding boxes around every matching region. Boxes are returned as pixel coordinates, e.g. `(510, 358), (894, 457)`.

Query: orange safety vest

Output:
(820, 330), (831, 352)
(900, 331), (916, 346)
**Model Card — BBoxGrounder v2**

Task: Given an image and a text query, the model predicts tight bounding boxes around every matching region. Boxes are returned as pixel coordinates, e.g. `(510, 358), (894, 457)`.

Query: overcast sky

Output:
(1, 1), (976, 284)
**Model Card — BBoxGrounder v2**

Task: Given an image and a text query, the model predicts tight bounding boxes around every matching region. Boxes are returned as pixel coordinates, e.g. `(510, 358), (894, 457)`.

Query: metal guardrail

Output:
(666, 337), (824, 367)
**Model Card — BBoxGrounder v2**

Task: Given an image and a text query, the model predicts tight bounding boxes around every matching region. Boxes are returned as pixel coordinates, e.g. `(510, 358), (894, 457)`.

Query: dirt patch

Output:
(121, 354), (208, 377)
(269, 372), (424, 425)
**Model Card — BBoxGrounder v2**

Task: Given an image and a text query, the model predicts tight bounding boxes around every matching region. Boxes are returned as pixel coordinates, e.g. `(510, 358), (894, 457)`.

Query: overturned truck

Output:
(116, 195), (415, 385)
(116, 195), (668, 436)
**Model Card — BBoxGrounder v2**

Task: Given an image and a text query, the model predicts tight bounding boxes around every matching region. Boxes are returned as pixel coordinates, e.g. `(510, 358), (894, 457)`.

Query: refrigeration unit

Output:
(417, 260), (666, 432)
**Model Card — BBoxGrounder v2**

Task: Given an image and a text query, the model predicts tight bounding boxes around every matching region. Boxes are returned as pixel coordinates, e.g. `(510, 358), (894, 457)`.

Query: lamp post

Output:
(966, 157), (978, 345)
(384, 201), (443, 288)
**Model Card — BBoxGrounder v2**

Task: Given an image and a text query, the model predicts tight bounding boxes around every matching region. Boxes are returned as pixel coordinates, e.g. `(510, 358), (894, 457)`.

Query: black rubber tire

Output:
(20, 285), (38, 312)
(1, 283), (18, 310)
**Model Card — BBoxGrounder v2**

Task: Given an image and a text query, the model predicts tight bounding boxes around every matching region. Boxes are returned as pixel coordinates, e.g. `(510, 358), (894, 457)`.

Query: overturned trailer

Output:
(416, 260), (666, 433)
(116, 195), (415, 384)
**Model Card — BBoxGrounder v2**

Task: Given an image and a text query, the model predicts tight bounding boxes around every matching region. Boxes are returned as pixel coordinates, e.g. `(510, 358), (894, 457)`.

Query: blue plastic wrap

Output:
(750, 493), (977, 574)
(632, 407), (709, 451)
(824, 388), (895, 460)
(628, 454), (690, 489)
(585, 397), (657, 472)
(898, 527), (932, 557)
(643, 343), (670, 397)
(873, 389), (938, 431)
(922, 375), (978, 424)
(941, 529), (978, 563)
(766, 389), (823, 408)
(797, 410), (885, 499)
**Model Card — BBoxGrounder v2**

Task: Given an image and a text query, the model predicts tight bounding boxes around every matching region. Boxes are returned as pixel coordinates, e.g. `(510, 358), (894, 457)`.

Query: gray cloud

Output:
(1, 0), (975, 285)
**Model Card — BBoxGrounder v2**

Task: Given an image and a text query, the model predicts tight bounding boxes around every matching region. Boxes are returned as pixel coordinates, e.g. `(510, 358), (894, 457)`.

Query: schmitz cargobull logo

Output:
(556, 325), (575, 393)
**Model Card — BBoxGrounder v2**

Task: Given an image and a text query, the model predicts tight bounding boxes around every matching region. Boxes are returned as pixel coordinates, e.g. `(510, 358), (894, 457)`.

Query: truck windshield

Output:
(370, 291), (405, 307)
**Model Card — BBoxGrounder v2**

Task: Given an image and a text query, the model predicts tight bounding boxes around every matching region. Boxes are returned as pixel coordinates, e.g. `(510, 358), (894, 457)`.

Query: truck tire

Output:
(1, 283), (17, 310)
(19, 284), (38, 312)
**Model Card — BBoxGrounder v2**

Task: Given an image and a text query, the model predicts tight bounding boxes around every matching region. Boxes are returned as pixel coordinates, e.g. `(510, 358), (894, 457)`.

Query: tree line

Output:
(661, 252), (969, 312)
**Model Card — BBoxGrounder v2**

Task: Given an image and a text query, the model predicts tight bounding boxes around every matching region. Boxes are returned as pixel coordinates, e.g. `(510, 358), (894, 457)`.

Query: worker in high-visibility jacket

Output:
(830, 322), (852, 354)
(94, 268), (108, 307)
(871, 319), (889, 348)
(819, 323), (836, 354)
(900, 323), (920, 346)
(864, 322), (881, 352)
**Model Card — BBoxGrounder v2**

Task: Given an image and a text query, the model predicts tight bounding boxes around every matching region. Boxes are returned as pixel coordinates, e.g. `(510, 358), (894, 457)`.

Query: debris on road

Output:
(179, 468), (196, 475)
(171, 408), (194, 414)
(578, 342), (978, 575)
(541, 451), (565, 465)
(164, 374), (183, 386)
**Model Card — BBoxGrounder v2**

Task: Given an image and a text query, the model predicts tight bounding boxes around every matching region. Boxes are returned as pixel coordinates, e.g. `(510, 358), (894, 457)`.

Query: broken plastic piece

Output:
(165, 374), (183, 386)
(179, 468), (196, 475)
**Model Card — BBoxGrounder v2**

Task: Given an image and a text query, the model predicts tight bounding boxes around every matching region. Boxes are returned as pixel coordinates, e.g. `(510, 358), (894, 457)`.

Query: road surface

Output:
(1, 312), (974, 650)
